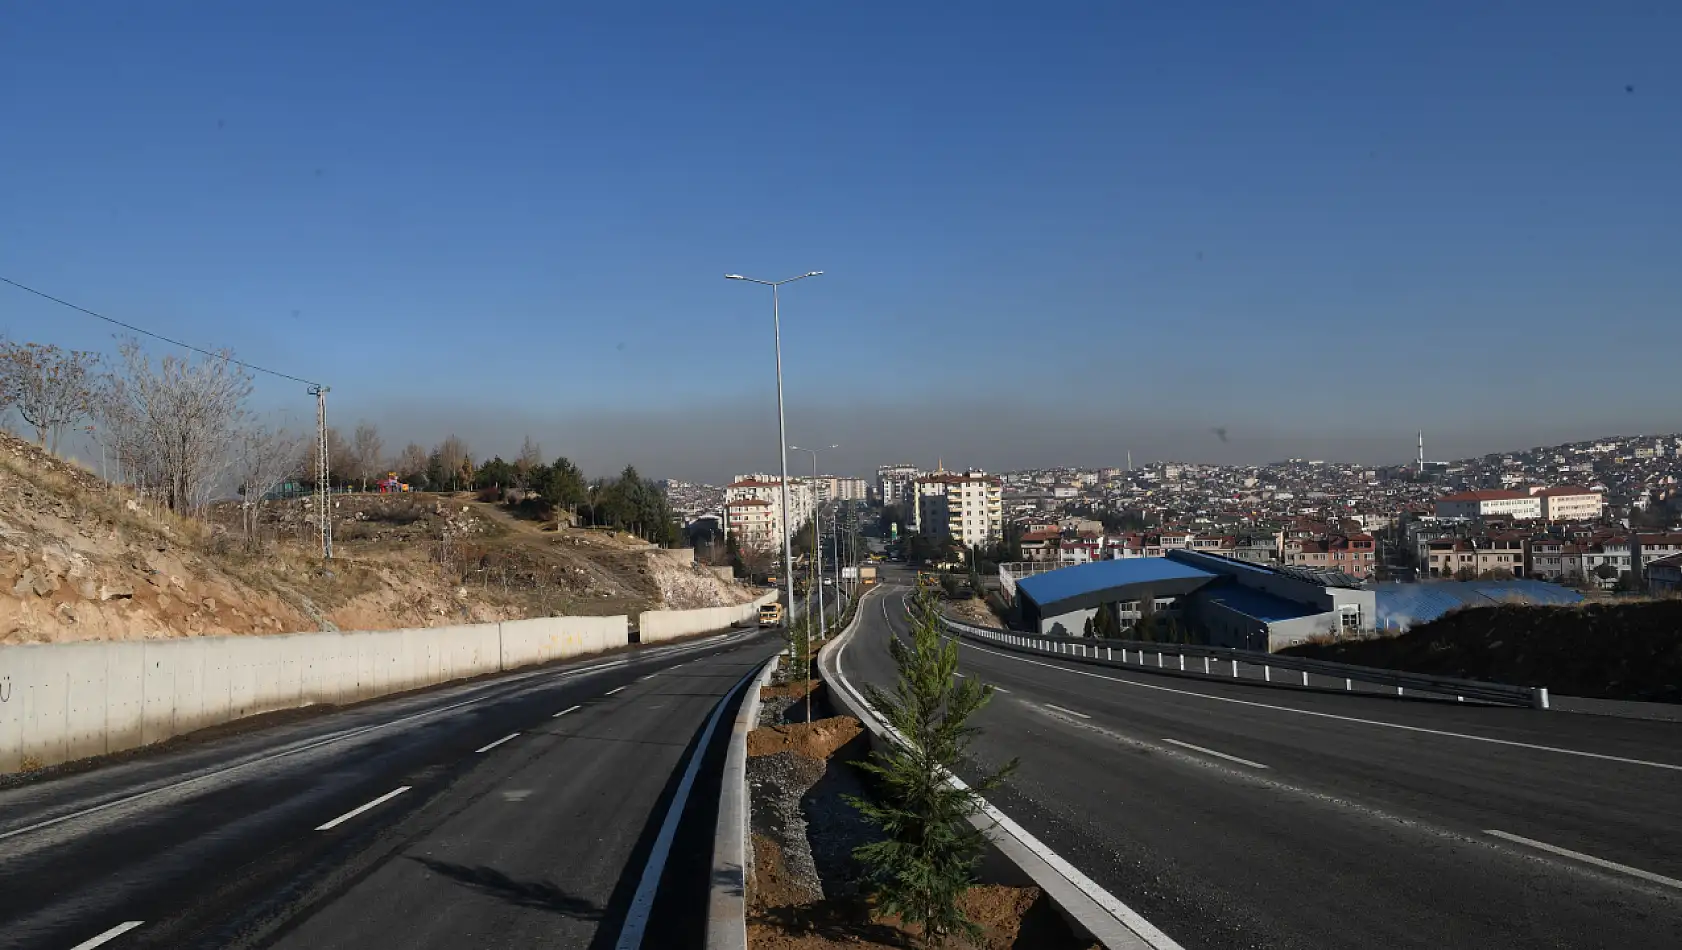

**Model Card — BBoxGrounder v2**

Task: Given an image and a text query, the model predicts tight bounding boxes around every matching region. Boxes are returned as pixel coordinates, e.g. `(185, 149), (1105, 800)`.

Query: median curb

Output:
(705, 649), (783, 950)
(819, 587), (1184, 950)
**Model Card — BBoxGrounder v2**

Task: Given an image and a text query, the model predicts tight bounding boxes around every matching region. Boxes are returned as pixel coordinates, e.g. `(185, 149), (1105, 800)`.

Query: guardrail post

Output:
(1301, 671), (1308, 686)
(1156, 652), (1163, 668)
(1264, 665), (1271, 682)
(1534, 687), (1550, 710)
(1107, 647), (1112, 661)
(1396, 685), (1404, 696)
(1345, 678), (1352, 691)
(1178, 655), (1185, 671)
(1203, 657), (1210, 674)
(1231, 660), (1239, 678)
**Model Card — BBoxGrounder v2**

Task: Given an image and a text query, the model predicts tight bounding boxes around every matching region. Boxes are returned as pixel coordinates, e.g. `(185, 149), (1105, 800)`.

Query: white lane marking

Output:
(553, 704), (583, 718)
(315, 786), (411, 831)
(638, 674), (656, 681)
(68, 921), (145, 949)
(475, 733), (520, 754)
(955, 639), (1682, 772)
(614, 660), (760, 949)
(1043, 703), (1091, 720)
(606, 685), (627, 695)
(1485, 830), (1682, 891)
(0, 655), (635, 844)
(1161, 737), (1270, 770)
(993, 687), (1011, 694)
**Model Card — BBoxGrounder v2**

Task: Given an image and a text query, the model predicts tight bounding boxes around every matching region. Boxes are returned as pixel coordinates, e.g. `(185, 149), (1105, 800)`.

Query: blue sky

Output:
(2, 2), (1677, 481)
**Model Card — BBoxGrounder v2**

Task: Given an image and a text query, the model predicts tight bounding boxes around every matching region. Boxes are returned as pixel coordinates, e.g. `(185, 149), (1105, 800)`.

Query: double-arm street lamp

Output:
(725, 271), (822, 719)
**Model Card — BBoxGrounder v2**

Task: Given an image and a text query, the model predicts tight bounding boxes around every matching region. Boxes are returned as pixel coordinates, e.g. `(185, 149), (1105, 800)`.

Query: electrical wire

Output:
(0, 274), (325, 387)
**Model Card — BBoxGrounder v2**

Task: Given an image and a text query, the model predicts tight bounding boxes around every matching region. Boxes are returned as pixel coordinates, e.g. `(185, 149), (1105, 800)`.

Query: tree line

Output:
(0, 338), (679, 546)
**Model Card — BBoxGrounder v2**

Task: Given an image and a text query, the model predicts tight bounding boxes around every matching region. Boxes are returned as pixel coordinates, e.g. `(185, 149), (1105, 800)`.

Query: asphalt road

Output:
(0, 628), (781, 950)
(839, 584), (1682, 950)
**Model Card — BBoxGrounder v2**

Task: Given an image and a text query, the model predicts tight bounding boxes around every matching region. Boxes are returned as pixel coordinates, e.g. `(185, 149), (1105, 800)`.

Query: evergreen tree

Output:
(848, 591), (1016, 944)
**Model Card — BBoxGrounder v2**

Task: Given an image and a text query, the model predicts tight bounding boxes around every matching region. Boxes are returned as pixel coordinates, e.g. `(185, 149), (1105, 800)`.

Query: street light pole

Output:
(790, 444), (837, 639)
(726, 271), (823, 722)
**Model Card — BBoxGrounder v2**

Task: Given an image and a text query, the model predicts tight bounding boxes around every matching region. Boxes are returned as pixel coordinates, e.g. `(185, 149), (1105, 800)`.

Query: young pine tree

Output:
(847, 590), (1017, 944)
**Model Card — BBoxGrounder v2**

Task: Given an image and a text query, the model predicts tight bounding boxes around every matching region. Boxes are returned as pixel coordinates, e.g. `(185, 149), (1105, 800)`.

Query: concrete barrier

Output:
(639, 592), (778, 644)
(0, 613), (630, 775)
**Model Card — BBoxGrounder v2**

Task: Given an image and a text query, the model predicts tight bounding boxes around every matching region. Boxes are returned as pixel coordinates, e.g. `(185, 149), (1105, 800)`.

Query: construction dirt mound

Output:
(747, 716), (863, 760)
(1285, 599), (1682, 704)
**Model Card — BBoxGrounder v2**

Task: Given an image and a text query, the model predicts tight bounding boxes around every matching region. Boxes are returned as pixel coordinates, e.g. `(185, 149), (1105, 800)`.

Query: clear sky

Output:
(2, 2), (1676, 482)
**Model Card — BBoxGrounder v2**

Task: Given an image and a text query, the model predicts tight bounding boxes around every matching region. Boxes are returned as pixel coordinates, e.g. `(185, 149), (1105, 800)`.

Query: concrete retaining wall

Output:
(0, 613), (627, 775)
(639, 592), (779, 644)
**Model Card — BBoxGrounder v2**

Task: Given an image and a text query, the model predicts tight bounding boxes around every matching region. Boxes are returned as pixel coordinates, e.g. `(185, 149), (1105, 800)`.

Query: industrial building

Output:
(1005, 549), (1375, 651)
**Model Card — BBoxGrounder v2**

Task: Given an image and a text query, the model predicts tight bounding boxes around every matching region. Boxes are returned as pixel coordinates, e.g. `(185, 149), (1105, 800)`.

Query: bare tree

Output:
(0, 341), (99, 453)
(395, 442), (428, 481)
(233, 424), (304, 545)
(101, 340), (252, 513)
(352, 422), (384, 491)
(437, 434), (469, 491)
(515, 435), (543, 489)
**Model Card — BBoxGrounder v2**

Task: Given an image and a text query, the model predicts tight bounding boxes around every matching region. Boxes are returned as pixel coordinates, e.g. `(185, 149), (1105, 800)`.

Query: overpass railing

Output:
(941, 617), (1549, 709)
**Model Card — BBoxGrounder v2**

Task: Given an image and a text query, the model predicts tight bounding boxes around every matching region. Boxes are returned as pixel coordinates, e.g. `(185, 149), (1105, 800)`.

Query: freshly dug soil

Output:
(763, 678), (823, 700)
(1284, 599), (1682, 703)
(748, 716), (863, 760)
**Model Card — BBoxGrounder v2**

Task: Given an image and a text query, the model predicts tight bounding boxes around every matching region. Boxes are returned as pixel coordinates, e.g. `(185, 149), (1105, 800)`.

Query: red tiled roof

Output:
(1534, 485), (1599, 497)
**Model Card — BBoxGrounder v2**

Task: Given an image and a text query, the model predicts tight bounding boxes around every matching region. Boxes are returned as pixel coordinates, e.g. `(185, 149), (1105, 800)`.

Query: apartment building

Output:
(1633, 533), (1682, 579)
(1435, 490), (1543, 520)
(913, 471), (1003, 547)
(724, 477), (815, 552)
(1647, 553), (1682, 594)
(1526, 539), (1585, 582)
(1582, 538), (1633, 588)
(1282, 534), (1377, 579)
(1532, 485), (1604, 521)
(875, 464), (922, 508)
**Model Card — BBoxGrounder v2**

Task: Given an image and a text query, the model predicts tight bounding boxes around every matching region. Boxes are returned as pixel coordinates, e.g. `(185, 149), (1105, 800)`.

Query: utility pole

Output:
(310, 384), (333, 559)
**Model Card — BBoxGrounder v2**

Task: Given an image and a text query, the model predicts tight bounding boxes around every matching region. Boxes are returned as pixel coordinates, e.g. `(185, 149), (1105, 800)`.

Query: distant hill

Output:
(1284, 600), (1682, 704)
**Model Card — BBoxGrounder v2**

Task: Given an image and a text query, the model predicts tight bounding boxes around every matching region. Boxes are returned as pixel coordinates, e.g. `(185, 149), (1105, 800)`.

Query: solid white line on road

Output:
(475, 733), (520, 754)
(68, 921), (145, 950)
(1161, 737), (1270, 770)
(1485, 829), (1682, 891)
(553, 704), (583, 718)
(1043, 703), (1091, 719)
(315, 786), (411, 831)
(615, 662), (759, 949)
(993, 687), (1010, 694)
(955, 639), (1682, 773)
(606, 685), (627, 695)
(638, 674), (657, 681)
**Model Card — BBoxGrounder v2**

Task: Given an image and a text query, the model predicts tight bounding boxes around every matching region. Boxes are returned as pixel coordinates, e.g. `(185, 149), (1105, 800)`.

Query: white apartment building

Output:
(912, 471), (1002, 548)
(1434, 490), (1543, 520)
(1531, 485), (1604, 521)
(816, 476), (869, 502)
(724, 477), (816, 552)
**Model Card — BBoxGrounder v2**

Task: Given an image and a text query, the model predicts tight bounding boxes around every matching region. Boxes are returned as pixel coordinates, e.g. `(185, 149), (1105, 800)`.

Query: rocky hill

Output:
(0, 432), (752, 644)
(1284, 599), (1682, 704)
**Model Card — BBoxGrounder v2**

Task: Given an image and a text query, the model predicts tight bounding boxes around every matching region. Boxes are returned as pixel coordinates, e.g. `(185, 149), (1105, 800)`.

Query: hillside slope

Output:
(1285, 600), (1682, 704)
(0, 433), (751, 644)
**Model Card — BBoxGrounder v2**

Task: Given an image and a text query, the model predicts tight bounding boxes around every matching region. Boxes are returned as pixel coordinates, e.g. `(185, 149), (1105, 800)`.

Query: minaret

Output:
(1417, 431), (1425, 473)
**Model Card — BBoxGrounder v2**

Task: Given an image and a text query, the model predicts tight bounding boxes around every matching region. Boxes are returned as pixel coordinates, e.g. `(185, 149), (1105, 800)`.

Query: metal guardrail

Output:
(942, 618), (1550, 709)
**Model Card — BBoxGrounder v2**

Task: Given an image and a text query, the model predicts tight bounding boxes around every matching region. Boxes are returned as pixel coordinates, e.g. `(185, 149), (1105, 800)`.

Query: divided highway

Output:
(0, 628), (780, 950)
(840, 582), (1682, 950)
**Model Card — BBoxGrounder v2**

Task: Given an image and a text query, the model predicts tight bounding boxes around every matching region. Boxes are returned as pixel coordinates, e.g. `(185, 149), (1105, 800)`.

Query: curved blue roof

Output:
(1016, 558), (1218, 611)
(1372, 580), (1585, 630)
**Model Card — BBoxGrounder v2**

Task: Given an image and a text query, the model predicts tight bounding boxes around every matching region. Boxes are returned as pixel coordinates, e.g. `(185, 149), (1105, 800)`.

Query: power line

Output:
(0, 274), (324, 387)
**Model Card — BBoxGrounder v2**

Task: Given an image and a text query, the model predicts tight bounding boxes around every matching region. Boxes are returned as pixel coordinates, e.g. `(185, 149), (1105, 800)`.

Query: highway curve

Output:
(0, 629), (780, 950)
(837, 582), (1681, 950)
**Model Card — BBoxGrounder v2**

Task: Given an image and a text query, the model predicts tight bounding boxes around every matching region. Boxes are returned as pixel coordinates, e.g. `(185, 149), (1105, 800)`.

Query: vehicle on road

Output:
(758, 603), (784, 627)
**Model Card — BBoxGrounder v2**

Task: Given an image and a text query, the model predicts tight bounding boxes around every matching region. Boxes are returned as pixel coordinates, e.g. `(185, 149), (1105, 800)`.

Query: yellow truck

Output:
(758, 603), (785, 627)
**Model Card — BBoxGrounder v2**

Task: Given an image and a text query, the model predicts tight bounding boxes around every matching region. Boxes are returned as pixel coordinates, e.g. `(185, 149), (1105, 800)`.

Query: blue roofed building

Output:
(1005, 549), (1377, 650)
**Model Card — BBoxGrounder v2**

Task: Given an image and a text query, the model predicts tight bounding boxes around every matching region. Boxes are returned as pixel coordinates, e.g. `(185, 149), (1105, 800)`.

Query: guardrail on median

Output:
(942, 618), (1550, 710)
